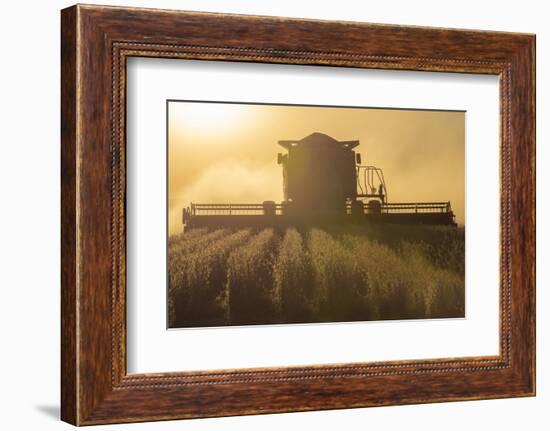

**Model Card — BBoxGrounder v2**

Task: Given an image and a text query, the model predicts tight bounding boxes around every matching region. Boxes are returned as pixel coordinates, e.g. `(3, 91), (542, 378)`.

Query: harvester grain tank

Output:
(182, 132), (455, 230)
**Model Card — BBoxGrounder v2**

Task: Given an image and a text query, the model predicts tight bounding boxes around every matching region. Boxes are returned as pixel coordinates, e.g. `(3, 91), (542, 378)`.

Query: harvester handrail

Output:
(382, 201), (450, 206)
(379, 201), (452, 214)
(191, 204), (283, 209)
(189, 203), (283, 216)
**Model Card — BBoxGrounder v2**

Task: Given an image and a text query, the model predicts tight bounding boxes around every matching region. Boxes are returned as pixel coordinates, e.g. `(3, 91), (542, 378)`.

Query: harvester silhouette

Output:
(182, 132), (455, 230)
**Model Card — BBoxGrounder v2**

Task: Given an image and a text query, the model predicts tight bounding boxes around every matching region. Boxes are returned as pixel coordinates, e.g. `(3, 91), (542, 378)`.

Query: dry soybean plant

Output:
(223, 229), (279, 325)
(273, 228), (316, 323)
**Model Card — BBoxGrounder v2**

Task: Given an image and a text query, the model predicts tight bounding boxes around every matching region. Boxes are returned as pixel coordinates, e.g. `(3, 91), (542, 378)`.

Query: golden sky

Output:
(168, 101), (465, 235)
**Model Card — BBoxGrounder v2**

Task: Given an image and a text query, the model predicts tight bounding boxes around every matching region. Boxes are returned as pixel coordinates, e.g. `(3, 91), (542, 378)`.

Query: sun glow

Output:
(169, 102), (252, 137)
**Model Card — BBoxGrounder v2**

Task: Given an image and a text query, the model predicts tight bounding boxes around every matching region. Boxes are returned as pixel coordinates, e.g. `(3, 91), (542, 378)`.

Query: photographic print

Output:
(167, 101), (465, 329)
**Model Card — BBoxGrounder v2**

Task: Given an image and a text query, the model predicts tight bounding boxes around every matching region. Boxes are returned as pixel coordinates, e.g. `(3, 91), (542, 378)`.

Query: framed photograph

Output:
(61, 4), (535, 425)
(166, 101), (465, 329)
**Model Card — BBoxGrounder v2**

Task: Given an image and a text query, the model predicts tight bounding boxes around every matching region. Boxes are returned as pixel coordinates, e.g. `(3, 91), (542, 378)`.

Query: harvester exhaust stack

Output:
(183, 132), (455, 230)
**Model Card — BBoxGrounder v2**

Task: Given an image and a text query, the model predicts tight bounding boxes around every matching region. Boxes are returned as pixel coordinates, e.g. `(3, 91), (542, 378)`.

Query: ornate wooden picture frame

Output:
(61, 4), (535, 425)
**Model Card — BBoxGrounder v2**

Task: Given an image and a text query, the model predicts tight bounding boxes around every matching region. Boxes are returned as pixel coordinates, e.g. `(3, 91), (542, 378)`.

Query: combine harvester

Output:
(182, 132), (455, 230)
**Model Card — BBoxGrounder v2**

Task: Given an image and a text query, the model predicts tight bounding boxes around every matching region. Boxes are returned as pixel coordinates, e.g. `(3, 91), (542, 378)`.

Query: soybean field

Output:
(168, 224), (465, 328)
